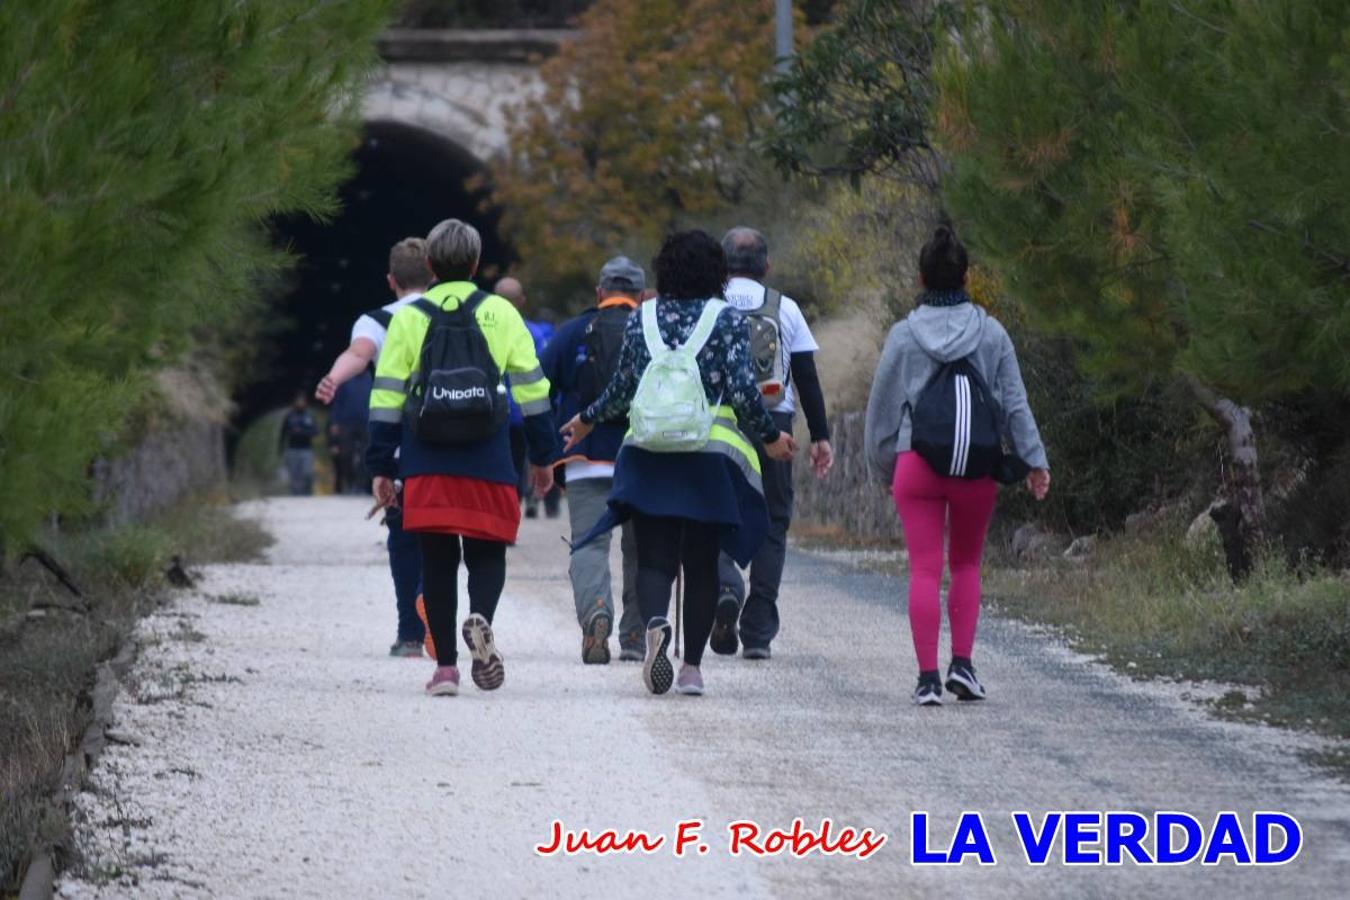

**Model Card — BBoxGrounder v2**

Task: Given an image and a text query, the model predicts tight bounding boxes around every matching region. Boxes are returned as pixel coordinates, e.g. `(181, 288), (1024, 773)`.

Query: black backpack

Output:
(574, 304), (633, 407)
(403, 291), (508, 445)
(910, 356), (1004, 479)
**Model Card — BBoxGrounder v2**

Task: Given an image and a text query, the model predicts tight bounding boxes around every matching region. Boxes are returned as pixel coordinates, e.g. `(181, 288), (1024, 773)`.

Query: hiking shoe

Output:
(461, 614), (505, 691)
(742, 645), (771, 661)
(709, 592), (740, 656)
(582, 612), (612, 665)
(425, 666), (460, 697)
(674, 664), (704, 696)
(945, 660), (987, 701)
(642, 618), (674, 695)
(618, 646), (644, 662)
(389, 640), (424, 658)
(912, 675), (943, 707)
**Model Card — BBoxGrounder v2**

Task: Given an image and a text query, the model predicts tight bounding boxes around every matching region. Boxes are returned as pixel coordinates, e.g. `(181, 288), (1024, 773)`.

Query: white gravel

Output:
(58, 497), (1350, 899)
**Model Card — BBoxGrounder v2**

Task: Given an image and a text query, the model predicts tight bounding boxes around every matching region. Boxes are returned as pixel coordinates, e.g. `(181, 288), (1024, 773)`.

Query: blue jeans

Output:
(386, 508), (424, 643)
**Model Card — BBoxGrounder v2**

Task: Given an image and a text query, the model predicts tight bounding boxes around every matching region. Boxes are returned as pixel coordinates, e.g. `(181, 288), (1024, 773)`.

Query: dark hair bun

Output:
(919, 223), (969, 290)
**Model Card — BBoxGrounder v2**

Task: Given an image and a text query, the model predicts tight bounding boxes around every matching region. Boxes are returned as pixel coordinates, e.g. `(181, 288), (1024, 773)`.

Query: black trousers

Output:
(631, 513), (721, 666)
(419, 533), (506, 667)
(719, 411), (795, 649)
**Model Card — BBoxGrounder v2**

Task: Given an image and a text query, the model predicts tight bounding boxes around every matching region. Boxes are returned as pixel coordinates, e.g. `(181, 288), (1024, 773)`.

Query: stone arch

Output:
(362, 29), (571, 162)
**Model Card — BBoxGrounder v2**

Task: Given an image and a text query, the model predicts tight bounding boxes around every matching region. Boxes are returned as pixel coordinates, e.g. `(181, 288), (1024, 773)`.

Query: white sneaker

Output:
(674, 664), (704, 696)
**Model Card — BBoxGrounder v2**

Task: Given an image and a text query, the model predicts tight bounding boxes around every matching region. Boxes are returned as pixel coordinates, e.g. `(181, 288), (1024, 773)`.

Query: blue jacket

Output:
(508, 319), (555, 426)
(538, 301), (636, 467)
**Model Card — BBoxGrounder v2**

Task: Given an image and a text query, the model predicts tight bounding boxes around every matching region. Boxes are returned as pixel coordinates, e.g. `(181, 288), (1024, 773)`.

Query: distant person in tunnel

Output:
(495, 276), (561, 520)
(539, 256), (646, 664)
(368, 219), (560, 697)
(316, 237), (434, 658)
(279, 392), (319, 496)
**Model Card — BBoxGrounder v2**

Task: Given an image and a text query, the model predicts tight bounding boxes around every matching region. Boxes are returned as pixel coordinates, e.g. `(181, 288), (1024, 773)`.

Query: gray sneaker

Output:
(618, 646), (644, 662)
(674, 664), (704, 696)
(742, 645), (771, 661)
(582, 612), (612, 665)
(389, 640), (424, 658)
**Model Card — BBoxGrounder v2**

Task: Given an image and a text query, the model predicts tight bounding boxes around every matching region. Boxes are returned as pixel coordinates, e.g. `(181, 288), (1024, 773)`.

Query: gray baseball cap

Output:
(598, 256), (646, 292)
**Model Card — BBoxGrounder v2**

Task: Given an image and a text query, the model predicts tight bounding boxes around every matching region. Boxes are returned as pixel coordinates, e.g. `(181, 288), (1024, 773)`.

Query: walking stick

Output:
(674, 566), (682, 658)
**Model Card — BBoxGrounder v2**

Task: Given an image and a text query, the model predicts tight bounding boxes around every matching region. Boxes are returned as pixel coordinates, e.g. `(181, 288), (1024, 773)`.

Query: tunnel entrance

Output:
(237, 120), (510, 431)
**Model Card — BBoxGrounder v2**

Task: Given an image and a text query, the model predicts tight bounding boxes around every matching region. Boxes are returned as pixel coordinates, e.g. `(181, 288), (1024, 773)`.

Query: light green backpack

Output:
(629, 298), (726, 452)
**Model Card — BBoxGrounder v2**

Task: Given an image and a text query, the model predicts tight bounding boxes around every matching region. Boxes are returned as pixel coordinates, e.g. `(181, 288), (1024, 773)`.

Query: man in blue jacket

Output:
(540, 257), (645, 664)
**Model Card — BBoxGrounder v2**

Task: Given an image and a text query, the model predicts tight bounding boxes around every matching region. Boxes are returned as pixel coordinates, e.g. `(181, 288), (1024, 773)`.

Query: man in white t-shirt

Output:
(314, 237), (432, 658)
(712, 227), (834, 660)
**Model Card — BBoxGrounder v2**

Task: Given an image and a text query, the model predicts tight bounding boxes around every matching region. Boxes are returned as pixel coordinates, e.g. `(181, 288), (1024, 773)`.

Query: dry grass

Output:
(0, 499), (270, 891)
(985, 520), (1350, 757)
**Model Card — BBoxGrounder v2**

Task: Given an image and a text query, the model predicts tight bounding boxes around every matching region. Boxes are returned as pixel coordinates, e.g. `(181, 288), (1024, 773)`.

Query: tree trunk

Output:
(1186, 376), (1266, 579)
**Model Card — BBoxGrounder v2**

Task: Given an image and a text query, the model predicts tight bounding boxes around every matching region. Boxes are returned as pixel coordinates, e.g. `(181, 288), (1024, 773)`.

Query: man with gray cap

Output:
(539, 256), (646, 663)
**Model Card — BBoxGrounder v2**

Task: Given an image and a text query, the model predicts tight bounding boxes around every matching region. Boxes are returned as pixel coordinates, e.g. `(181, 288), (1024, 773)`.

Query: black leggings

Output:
(419, 534), (507, 666)
(631, 514), (720, 666)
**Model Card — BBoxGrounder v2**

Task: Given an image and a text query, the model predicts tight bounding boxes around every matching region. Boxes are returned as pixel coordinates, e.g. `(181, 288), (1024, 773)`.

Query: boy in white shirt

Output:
(315, 237), (432, 657)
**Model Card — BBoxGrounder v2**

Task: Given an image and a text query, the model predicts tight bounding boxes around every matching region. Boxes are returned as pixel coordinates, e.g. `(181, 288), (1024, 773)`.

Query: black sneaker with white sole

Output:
(912, 676), (943, 707)
(708, 591), (740, 656)
(945, 660), (987, 701)
(642, 618), (674, 695)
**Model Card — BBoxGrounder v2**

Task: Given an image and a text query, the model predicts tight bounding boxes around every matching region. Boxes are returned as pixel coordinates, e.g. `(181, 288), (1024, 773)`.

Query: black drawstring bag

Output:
(911, 356), (1029, 484)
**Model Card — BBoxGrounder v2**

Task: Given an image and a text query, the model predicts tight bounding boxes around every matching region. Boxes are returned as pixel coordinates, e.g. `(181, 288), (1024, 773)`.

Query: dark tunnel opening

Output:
(236, 120), (510, 439)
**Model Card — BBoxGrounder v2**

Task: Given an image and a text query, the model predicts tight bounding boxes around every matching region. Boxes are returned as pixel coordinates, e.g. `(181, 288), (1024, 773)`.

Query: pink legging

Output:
(892, 451), (998, 672)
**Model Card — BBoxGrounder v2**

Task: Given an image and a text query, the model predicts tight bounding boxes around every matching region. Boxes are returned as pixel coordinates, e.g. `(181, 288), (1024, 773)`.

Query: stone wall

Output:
(90, 368), (229, 526)
(91, 419), (226, 526)
(793, 410), (901, 544)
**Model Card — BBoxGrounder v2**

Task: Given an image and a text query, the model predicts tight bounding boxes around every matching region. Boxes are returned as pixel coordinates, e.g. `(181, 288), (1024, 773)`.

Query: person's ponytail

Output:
(919, 224), (969, 290)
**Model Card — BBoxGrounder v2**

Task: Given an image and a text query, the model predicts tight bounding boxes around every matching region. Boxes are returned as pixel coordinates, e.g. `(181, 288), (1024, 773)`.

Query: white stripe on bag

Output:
(952, 374), (970, 476)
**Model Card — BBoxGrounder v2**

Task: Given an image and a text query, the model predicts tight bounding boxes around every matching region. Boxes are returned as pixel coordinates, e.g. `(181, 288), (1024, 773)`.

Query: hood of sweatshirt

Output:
(906, 302), (987, 362)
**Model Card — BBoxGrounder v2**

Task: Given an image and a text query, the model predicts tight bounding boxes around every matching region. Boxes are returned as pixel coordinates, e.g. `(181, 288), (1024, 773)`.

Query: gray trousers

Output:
(567, 477), (642, 651)
(283, 448), (314, 496)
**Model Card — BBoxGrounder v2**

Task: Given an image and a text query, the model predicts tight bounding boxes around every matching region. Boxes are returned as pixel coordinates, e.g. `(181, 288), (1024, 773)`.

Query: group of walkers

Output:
(313, 216), (1049, 706)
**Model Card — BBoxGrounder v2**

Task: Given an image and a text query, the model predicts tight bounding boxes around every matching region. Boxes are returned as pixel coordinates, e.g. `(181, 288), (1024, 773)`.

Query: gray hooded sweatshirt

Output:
(863, 302), (1048, 484)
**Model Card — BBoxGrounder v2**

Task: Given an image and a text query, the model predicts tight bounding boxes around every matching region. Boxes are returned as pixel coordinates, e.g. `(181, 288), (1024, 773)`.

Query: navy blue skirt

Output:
(571, 446), (769, 566)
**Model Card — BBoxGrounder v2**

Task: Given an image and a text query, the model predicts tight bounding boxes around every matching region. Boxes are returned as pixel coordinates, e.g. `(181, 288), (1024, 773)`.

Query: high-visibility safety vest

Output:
(623, 405), (764, 495)
(369, 281), (552, 429)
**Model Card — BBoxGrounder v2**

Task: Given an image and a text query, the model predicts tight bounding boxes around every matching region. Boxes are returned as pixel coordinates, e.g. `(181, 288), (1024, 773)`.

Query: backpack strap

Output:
(683, 299), (727, 355)
(640, 299), (664, 356)
(411, 297), (442, 319)
(411, 289), (490, 322)
(759, 287), (782, 320)
(460, 289), (490, 317)
(367, 307), (394, 329)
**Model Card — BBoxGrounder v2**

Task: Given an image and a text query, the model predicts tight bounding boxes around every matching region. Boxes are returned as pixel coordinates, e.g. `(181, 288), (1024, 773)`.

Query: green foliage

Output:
(934, 0), (1350, 404)
(0, 0), (393, 552)
(488, 0), (781, 300)
(766, 0), (943, 185)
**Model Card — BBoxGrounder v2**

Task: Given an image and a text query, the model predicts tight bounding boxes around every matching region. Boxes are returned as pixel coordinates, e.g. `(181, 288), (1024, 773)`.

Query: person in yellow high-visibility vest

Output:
(366, 218), (559, 698)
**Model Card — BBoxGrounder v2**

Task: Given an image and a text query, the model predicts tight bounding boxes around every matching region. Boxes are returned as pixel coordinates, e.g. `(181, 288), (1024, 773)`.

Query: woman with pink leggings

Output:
(865, 226), (1050, 706)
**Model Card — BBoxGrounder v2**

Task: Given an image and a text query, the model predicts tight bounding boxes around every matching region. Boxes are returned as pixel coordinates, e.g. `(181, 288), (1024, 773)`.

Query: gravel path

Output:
(59, 497), (1349, 898)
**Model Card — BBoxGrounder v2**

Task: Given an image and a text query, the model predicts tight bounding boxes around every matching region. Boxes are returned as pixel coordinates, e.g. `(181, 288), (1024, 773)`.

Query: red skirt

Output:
(403, 475), (521, 543)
